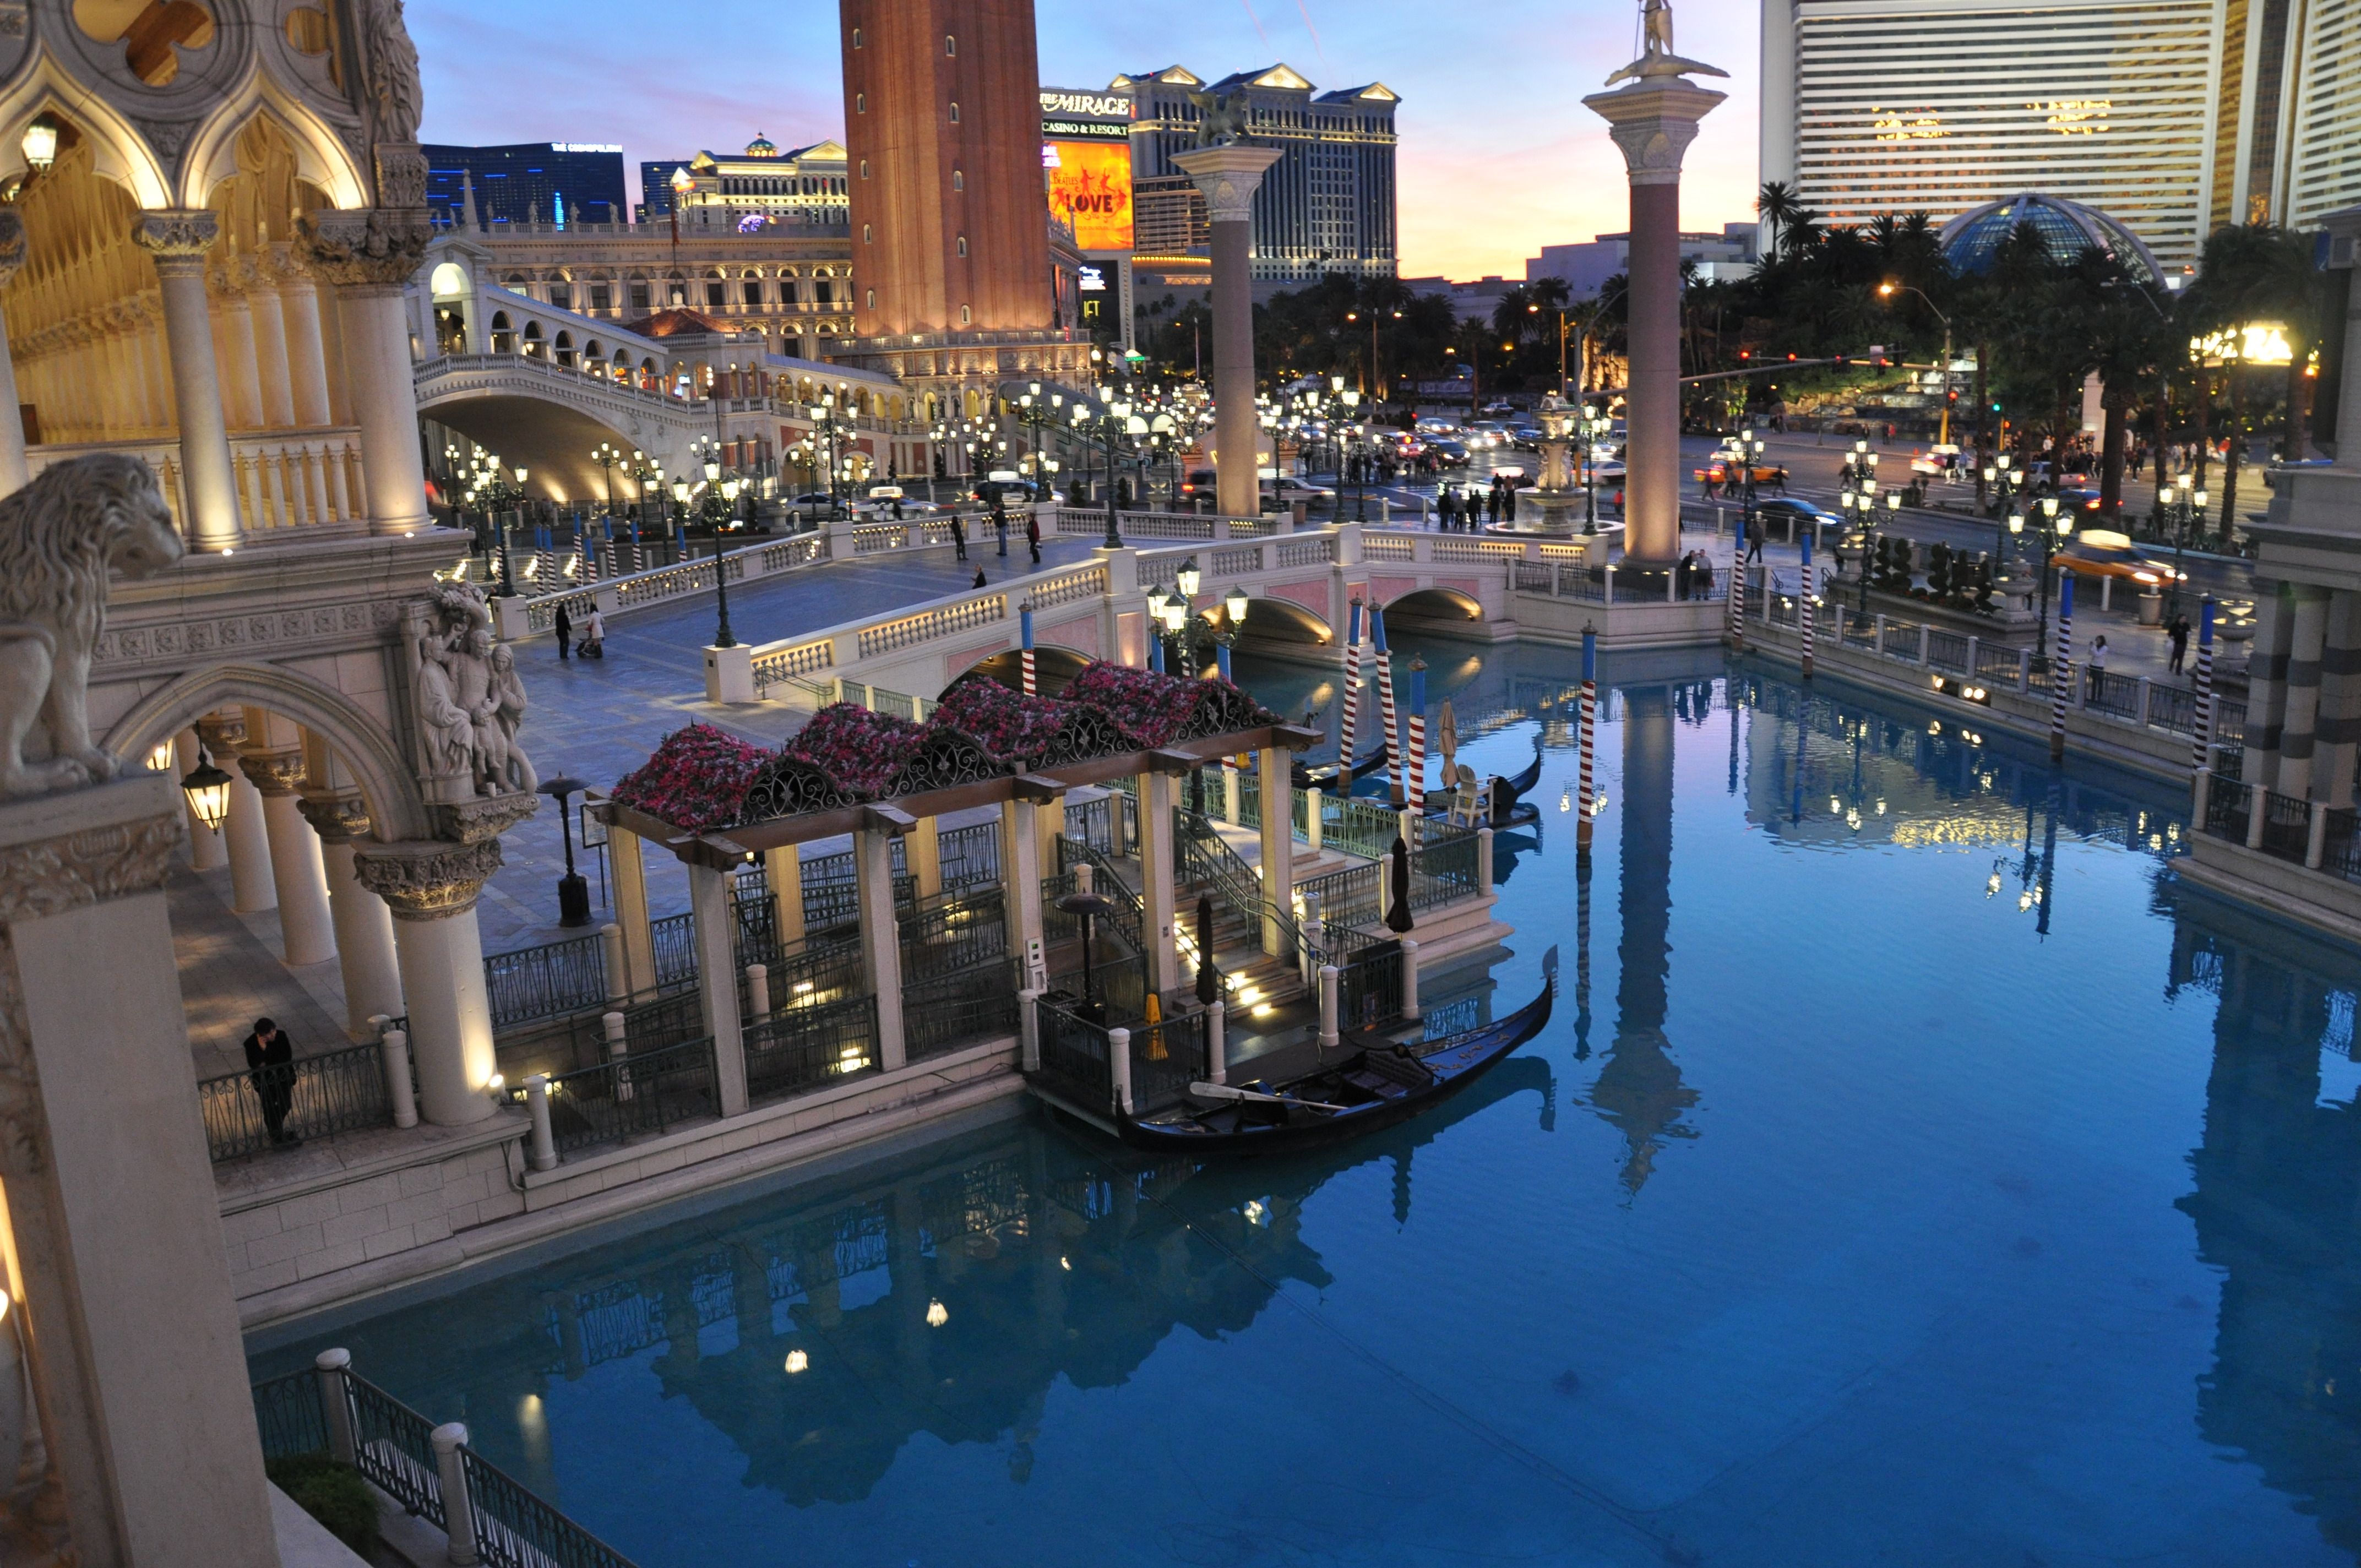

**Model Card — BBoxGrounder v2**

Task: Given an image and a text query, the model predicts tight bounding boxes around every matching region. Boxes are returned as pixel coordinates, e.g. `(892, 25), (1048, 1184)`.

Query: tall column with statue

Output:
(1174, 102), (1282, 524)
(1585, 0), (1726, 566)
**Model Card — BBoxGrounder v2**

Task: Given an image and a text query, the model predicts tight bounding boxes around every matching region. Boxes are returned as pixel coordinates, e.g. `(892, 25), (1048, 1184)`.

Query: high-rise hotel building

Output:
(1760, 0), (2361, 273)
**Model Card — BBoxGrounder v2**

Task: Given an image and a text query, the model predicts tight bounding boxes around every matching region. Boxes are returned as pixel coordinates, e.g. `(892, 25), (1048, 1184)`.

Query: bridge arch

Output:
(1236, 597), (1332, 647)
(946, 647), (1094, 698)
(1383, 587), (1486, 625)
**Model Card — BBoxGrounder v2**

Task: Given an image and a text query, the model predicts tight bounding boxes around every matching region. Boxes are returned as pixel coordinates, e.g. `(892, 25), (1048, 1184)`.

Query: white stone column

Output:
(276, 257), (335, 428)
(688, 861), (748, 1116)
(354, 840), (504, 1125)
(0, 776), (282, 1566)
(1135, 770), (1179, 994)
(133, 211), (242, 552)
(855, 819), (906, 1069)
(765, 843), (804, 949)
(607, 820), (656, 995)
(1173, 146), (1285, 521)
(208, 272), (263, 432)
(244, 255), (297, 429)
(302, 796), (404, 1032)
(0, 210), (29, 492)
(241, 750), (334, 965)
(304, 212), (434, 536)
(1256, 746), (1290, 957)
(218, 755), (275, 914)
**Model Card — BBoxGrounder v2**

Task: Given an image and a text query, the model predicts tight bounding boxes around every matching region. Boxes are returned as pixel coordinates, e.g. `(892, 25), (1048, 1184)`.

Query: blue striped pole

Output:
(2049, 571), (2073, 760)
(1339, 597), (1364, 777)
(1372, 605), (1403, 805)
(1020, 604), (1037, 695)
(1149, 620), (1166, 673)
(1577, 623), (1597, 854)
(1407, 657), (1427, 815)
(1216, 640), (1233, 684)
(1798, 528), (1815, 678)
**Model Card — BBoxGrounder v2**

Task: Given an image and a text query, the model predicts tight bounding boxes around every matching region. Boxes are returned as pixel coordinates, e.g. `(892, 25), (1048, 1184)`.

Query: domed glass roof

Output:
(744, 132), (779, 157)
(1937, 193), (2162, 286)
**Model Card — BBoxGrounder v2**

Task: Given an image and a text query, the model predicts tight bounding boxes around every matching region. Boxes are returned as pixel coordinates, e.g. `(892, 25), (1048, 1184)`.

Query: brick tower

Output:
(837, 0), (1084, 416)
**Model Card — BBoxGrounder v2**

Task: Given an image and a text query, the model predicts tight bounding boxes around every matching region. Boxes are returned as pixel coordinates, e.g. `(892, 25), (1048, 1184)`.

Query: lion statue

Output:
(0, 455), (183, 797)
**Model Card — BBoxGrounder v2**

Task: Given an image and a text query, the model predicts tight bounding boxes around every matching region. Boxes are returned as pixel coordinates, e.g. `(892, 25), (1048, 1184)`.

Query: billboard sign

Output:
(1045, 140), (1134, 252)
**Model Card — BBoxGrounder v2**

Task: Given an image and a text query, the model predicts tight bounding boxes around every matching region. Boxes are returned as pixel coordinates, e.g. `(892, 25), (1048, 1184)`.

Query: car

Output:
(1747, 497), (1841, 538)
(1428, 439), (1471, 466)
(971, 478), (1042, 504)
(2055, 529), (2186, 587)
(1265, 477), (1336, 508)
(1179, 467), (1217, 498)
(2052, 487), (2108, 515)
(1698, 459), (1788, 487)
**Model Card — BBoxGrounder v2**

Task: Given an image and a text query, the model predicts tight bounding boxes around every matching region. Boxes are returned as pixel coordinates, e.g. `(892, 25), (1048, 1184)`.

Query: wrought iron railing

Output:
(1974, 642), (2025, 688)
(650, 912), (696, 988)
(2202, 773), (2250, 841)
(2086, 668), (2143, 722)
(765, 930), (866, 1012)
(527, 1036), (719, 1155)
(897, 885), (1009, 981)
(250, 1370), (329, 1457)
(460, 1445), (638, 1568)
(485, 933), (608, 1030)
(1925, 629), (1969, 671)
(2323, 809), (2361, 884)
(343, 1368), (446, 1525)
(1336, 938), (1405, 1031)
(2256, 787), (2311, 859)
(745, 994), (878, 1104)
(199, 1040), (391, 1163)
(904, 958), (1022, 1060)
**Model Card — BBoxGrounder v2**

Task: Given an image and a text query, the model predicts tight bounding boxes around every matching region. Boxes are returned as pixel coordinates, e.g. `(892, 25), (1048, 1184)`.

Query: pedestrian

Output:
(1675, 552), (1693, 600)
(950, 510), (967, 561)
(243, 1017), (299, 1147)
(1694, 553), (1714, 598)
(2167, 613), (2190, 675)
(891, 497), (904, 520)
(993, 505), (1008, 558)
(2087, 633), (2108, 698)
(1745, 522), (1765, 564)
(552, 601), (573, 661)
(1438, 488), (1457, 531)
(581, 606), (606, 659)
(972, 568), (988, 589)
(1025, 508), (1041, 565)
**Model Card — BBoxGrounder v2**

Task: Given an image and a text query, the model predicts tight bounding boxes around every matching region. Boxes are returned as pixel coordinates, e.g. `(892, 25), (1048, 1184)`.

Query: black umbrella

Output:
(1385, 835), (1415, 933)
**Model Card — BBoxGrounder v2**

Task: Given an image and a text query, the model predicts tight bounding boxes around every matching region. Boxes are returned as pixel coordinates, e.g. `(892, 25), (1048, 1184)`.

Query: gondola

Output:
(1422, 734), (1544, 826)
(1291, 738), (1390, 792)
(1118, 947), (1556, 1153)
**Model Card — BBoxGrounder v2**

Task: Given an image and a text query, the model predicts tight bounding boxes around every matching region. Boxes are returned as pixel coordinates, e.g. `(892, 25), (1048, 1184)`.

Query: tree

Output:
(1756, 181), (1800, 258)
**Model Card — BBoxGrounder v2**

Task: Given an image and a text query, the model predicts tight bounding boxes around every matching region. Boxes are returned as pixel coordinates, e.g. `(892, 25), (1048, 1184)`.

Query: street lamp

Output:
(2032, 492), (2073, 662)
(178, 746), (234, 834)
(591, 441), (623, 515)
(538, 775), (594, 927)
(1875, 281), (1954, 447)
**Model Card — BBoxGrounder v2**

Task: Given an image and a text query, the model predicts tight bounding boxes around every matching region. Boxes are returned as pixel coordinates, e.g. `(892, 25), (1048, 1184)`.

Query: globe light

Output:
(21, 117), (59, 176)
(145, 737), (177, 774)
(1175, 557), (1202, 598)
(1225, 584), (1249, 624)
(2194, 489), (2208, 508)
(2008, 513), (2024, 534)
(179, 749), (235, 834)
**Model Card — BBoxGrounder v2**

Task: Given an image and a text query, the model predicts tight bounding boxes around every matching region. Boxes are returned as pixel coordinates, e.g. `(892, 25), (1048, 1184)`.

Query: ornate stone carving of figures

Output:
(1642, 0), (1675, 55)
(1603, 0), (1729, 83)
(487, 643), (535, 794)
(413, 585), (535, 798)
(359, 0), (424, 145)
(414, 631), (471, 778)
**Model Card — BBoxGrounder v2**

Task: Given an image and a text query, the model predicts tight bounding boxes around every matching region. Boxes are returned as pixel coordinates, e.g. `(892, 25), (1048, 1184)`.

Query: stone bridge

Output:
(742, 518), (1555, 713)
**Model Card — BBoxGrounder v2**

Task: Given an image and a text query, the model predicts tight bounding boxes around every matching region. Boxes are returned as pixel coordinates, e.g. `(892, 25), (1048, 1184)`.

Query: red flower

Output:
(611, 723), (769, 830)
(783, 704), (924, 796)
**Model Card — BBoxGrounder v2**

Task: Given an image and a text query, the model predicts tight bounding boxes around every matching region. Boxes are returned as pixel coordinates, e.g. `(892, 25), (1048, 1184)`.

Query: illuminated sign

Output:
(2032, 99), (2110, 135)
(1078, 265), (1108, 292)
(550, 143), (623, 153)
(1041, 91), (1134, 119)
(737, 213), (771, 233)
(2191, 324), (2294, 366)
(1044, 140), (1134, 251)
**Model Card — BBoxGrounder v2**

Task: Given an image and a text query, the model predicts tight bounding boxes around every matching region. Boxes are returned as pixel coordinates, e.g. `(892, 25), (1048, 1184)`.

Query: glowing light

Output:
(926, 1299), (949, 1327)
(2032, 98), (2111, 135)
(785, 1350), (808, 1373)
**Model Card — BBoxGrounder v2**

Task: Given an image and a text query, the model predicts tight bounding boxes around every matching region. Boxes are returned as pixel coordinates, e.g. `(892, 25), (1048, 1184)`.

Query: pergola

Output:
(592, 665), (1317, 1115)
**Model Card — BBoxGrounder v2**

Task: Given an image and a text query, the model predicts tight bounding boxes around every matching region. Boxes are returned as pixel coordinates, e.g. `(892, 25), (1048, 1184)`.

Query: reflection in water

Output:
(2168, 884), (2361, 1558)
(257, 1060), (1555, 1527)
(1588, 684), (1697, 1195)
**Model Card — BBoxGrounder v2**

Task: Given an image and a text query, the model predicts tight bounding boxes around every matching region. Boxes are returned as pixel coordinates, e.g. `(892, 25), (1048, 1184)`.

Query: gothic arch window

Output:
(956, 235), (967, 257)
(948, 102), (960, 123)
(521, 321), (544, 357)
(489, 311), (514, 352)
(553, 330), (574, 367)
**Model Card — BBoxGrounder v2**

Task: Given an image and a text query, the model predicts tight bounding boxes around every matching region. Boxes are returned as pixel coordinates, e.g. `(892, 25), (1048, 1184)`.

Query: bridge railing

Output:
(415, 351), (698, 413)
(747, 558), (1113, 695)
(29, 428), (370, 540)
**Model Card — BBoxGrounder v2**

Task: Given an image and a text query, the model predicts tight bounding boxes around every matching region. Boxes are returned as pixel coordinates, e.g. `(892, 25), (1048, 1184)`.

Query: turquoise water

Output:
(252, 645), (2361, 1566)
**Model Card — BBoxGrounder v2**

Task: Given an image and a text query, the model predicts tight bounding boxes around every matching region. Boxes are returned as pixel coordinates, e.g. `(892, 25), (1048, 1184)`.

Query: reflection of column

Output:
(353, 840), (504, 1125)
(133, 211), (242, 551)
(1588, 687), (1695, 1193)
(1173, 145), (1285, 521)
(301, 796), (405, 1031)
(302, 211), (434, 536)
(855, 819), (907, 1071)
(1585, 67), (1726, 563)
(242, 752), (335, 965)
(0, 211), (29, 493)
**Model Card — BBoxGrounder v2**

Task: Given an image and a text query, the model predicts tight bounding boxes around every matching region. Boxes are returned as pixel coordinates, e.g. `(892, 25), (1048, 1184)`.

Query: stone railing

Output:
(29, 428), (370, 538)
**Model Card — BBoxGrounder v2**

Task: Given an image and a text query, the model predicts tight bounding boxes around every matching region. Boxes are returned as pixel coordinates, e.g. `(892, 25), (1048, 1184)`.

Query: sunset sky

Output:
(409, 0), (1766, 283)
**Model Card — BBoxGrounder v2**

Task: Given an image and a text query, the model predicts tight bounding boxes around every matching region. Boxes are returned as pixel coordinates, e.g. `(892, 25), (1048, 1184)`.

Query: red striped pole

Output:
(1577, 623), (1597, 853)
(1339, 597), (1363, 778)
(2190, 595), (2215, 775)
(1372, 605), (1402, 806)
(2049, 572), (2073, 760)
(1020, 604), (1038, 696)
(1726, 516), (1745, 649)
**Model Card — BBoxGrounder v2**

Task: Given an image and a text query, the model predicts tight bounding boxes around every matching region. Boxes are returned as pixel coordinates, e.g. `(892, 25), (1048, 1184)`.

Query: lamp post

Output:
(2032, 492), (2072, 663)
(591, 441), (623, 517)
(1875, 281), (1954, 447)
(2159, 480), (2203, 618)
(178, 745), (234, 835)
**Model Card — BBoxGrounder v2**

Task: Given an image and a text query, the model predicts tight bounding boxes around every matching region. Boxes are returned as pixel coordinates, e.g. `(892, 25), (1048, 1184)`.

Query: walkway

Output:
(485, 533), (1102, 952)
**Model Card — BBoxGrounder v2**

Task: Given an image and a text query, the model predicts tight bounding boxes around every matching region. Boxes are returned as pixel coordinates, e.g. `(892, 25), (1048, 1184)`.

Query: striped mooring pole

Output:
(1577, 622), (1598, 854)
(2050, 571), (2074, 760)
(1726, 516), (1746, 649)
(1406, 656), (1427, 816)
(1798, 529), (1815, 678)
(2190, 595), (2216, 820)
(1372, 604), (1403, 806)
(1339, 597), (1364, 774)
(1020, 604), (1038, 696)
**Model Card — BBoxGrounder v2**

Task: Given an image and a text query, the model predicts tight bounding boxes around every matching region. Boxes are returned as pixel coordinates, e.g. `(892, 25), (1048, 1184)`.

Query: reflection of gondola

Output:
(1120, 948), (1555, 1152)
(1489, 824), (1542, 884)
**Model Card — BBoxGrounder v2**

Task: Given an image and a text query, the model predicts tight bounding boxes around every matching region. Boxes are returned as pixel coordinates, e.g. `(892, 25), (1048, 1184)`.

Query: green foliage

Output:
(266, 1455), (378, 1554)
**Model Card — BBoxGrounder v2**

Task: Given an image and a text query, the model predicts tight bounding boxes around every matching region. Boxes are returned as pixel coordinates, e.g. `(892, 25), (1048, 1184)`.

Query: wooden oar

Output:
(1189, 1082), (1350, 1114)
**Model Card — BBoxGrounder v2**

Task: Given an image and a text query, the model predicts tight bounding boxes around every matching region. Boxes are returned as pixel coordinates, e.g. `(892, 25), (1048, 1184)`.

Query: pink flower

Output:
(611, 723), (769, 830)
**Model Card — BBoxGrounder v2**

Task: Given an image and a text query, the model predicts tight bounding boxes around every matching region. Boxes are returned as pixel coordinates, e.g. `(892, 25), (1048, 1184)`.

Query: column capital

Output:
(351, 837), (503, 921)
(297, 793), (372, 842)
(1170, 144), (1284, 223)
(130, 209), (222, 273)
(1581, 78), (1727, 184)
(237, 751), (306, 797)
(296, 208), (432, 288)
(194, 713), (248, 753)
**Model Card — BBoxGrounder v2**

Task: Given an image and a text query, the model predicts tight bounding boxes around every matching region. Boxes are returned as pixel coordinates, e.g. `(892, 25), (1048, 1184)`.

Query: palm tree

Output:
(1756, 181), (1800, 258)
(2186, 223), (2322, 538)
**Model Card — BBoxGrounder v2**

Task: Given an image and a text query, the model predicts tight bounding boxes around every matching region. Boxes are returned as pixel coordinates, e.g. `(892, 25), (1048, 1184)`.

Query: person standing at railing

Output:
(552, 601), (573, 662)
(1025, 509), (1041, 565)
(243, 1017), (300, 1147)
(2087, 634), (2108, 700)
(950, 510), (968, 562)
(993, 501), (1009, 558)
(2167, 613), (2190, 676)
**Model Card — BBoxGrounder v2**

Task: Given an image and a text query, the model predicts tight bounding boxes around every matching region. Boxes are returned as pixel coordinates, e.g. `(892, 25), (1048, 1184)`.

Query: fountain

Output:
(1485, 393), (1625, 562)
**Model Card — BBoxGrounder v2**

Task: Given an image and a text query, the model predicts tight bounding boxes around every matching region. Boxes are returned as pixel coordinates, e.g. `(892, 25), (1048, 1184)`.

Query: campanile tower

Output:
(841, 0), (1053, 338)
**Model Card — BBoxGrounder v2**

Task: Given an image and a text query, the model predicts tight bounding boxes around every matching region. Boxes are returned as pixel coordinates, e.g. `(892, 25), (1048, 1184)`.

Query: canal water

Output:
(252, 639), (2361, 1567)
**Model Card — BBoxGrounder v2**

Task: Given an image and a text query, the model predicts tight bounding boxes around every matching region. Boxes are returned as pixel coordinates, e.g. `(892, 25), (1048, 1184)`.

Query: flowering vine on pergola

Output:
(600, 660), (1318, 865)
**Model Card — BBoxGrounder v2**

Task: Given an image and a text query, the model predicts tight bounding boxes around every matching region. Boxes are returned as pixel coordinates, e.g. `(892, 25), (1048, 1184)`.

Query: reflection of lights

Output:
(2019, 891), (2033, 912)
(785, 1350), (809, 1373)
(1559, 786), (1572, 813)
(1243, 1200), (1268, 1226)
(1987, 868), (2004, 897)
(1875, 799), (1886, 815)
(1059, 1256), (1071, 1271)
(1845, 807), (1862, 830)
(926, 1299), (949, 1327)
(1830, 796), (1842, 814)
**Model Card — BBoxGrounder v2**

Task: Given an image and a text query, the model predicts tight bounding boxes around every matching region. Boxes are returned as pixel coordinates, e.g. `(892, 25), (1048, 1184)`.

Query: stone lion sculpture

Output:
(0, 455), (183, 797)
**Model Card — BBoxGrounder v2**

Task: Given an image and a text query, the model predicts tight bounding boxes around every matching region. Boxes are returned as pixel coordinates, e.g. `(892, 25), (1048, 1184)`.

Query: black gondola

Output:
(1292, 738), (1390, 792)
(1118, 947), (1557, 1153)
(1422, 734), (1544, 826)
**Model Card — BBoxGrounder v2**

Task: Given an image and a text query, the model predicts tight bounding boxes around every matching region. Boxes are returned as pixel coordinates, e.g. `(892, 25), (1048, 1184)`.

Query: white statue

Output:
(0, 456), (182, 798)
(1604, 0), (1730, 83)
(416, 585), (536, 797)
(360, 0), (425, 145)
